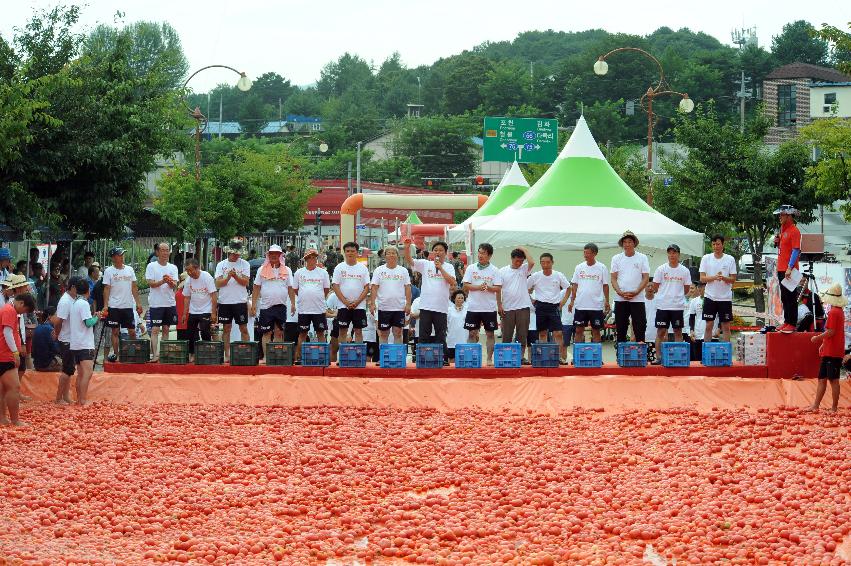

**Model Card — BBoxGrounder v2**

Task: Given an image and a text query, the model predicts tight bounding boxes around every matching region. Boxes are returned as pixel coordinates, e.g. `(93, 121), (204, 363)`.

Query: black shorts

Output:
(298, 313), (327, 333)
(149, 306), (178, 327)
(0, 360), (19, 374)
(534, 301), (562, 332)
(72, 349), (94, 364)
(464, 311), (498, 332)
(574, 309), (604, 329)
(337, 307), (367, 329)
(703, 298), (733, 322)
(106, 307), (135, 329)
(655, 309), (684, 329)
(257, 305), (287, 334)
(818, 356), (843, 380)
(378, 310), (405, 330)
(218, 303), (248, 325)
(330, 319), (340, 339)
(59, 341), (76, 376)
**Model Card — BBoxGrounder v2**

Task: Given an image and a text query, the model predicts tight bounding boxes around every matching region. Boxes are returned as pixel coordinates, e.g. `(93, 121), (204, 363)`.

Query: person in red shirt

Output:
(809, 283), (847, 412)
(1, 293), (37, 426)
(773, 205), (802, 332)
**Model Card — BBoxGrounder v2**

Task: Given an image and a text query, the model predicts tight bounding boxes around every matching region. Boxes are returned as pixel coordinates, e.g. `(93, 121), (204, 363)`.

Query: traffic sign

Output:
(482, 117), (558, 164)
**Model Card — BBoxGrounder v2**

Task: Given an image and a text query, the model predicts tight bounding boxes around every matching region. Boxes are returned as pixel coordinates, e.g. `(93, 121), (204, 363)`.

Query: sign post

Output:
(482, 117), (559, 164)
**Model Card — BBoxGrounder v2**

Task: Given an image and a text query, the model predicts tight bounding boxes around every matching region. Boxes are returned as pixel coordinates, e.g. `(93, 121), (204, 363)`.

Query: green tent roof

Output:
(470, 161), (529, 218)
(404, 211), (423, 224)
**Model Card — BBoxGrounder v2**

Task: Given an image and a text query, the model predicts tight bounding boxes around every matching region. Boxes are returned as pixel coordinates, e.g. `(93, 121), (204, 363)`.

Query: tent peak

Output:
(556, 115), (606, 161)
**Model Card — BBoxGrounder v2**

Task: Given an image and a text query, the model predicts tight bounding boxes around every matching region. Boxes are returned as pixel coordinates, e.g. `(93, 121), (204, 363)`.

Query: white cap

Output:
(268, 245), (283, 253)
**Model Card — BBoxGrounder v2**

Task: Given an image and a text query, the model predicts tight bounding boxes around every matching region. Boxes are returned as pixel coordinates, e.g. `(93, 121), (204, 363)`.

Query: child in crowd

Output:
(809, 283), (847, 412)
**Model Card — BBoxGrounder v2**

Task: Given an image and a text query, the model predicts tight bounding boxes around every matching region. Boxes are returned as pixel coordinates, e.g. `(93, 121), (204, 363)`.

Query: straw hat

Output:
(1, 274), (30, 290)
(618, 230), (639, 247)
(820, 283), (848, 308)
(303, 248), (319, 259)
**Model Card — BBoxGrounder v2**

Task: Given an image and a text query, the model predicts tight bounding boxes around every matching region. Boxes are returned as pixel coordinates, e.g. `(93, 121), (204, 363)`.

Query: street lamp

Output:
(182, 65), (252, 181)
(315, 211), (322, 244)
(594, 48), (694, 205)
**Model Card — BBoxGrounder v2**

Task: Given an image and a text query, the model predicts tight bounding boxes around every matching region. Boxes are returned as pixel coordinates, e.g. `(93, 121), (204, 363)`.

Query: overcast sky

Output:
(1, 0), (844, 92)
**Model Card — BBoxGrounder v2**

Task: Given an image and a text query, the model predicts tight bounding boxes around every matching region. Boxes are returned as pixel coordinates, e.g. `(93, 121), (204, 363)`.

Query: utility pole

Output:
(735, 71), (753, 134)
(356, 142), (362, 243)
(218, 94), (223, 139)
(347, 161), (352, 197)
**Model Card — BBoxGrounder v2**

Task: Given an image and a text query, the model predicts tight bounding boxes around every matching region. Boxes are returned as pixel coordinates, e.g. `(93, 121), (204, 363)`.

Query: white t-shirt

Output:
(326, 293), (340, 328)
(253, 266), (293, 310)
(653, 263), (691, 311)
(446, 303), (468, 348)
(528, 295), (537, 331)
(610, 251), (650, 303)
(56, 292), (75, 343)
(410, 297), (421, 337)
(332, 262), (370, 309)
(371, 265), (411, 311)
(182, 271), (217, 315)
(145, 262), (179, 308)
(412, 259), (452, 314)
(69, 297), (94, 351)
(527, 270), (570, 304)
(699, 253), (737, 302)
(688, 297), (707, 340)
(362, 309), (377, 342)
(498, 263), (532, 311)
(645, 297), (658, 342)
(570, 262), (610, 311)
(287, 303), (299, 323)
(293, 267), (330, 315)
(214, 258), (251, 305)
(462, 263), (503, 312)
(103, 265), (137, 309)
(559, 289), (574, 326)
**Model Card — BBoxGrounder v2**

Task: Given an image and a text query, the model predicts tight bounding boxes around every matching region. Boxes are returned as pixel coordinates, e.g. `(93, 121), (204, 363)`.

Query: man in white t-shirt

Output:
(568, 243), (610, 343)
(102, 247), (142, 363)
(214, 239), (251, 362)
(369, 246), (411, 345)
(145, 242), (179, 362)
(498, 247), (534, 361)
(462, 243), (503, 365)
(51, 276), (79, 404)
(181, 258), (218, 360)
(332, 241), (371, 346)
(250, 245), (295, 355)
(69, 279), (97, 405)
(699, 234), (737, 343)
(404, 239), (456, 361)
(651, 244), (692, 364)
(610, 230), (650, 343)
(527, 253), (571, 363)
(293, 248), (331, 362)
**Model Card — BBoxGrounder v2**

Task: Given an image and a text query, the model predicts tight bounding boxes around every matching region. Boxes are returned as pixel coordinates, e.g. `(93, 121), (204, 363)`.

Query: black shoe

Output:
(107, 354), (117, 363)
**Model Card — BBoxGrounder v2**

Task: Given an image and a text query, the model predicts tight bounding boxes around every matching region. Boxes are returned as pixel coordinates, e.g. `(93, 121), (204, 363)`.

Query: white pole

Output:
(218, 94), (223, 139)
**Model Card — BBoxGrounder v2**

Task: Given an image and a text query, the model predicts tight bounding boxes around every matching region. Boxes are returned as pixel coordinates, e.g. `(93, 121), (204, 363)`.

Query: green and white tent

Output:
(445, 161), (529, 244)
(474, 116), (703, 267)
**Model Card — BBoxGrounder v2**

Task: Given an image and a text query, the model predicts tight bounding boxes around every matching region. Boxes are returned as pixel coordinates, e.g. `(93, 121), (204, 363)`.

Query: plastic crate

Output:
(230, 341), (259, 366)
(301, 342), (331, 367)
(195, 341), (224, 365)
(702, 341), (733, 367)
(265, 342), (295, 366)
(455, 343), (482, 369)
(159, 340), (189, 365)
(573, 343), (603, 368)
(119, 339), (150, 364)
(379, 343), (407, 369)
(617, 342), (648, 368)
(661, 342), (691, 368)
(416, 343), (444, 369)
(494, 343), (522, 368)
(339, 343), (367, 368)
(531, 343), (560, 368)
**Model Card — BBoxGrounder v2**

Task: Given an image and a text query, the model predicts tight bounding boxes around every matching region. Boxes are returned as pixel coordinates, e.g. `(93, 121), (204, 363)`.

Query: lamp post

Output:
(315, 211), (322, 244)
(594, 48), (694, 205)
(182, 65), (252, 181)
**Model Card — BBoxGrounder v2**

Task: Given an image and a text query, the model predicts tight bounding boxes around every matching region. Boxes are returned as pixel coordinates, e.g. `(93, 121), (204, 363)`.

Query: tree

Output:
(606, 144), (648, 200)
(154, 169), (239, 240)
(815, 22), (851, 74)
(800, 117), (851, 220)
(478, 61), (531, 115)
(655, 103), (817, 314)
(582, 99), (629, 146)
(283, 87), (323, 117)
(250, 71), (295, 113)
(376, 52), (418, 117)
(394, 115), (478, 179)
(442, 54), (493, 115)
(771, 20), (829, 66)
(317, 53), (374, 99)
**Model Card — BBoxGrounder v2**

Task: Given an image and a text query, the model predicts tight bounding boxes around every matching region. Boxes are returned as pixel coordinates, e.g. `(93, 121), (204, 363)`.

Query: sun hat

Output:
(225, 239), (244, 255)
(820, 283), (848, 308)
(267, 244), (283, 254)
(773, 204), (799, 216)
(618, 230), (639, 247)
(303, 248), (319, 259)
(1, 274), (29, 290)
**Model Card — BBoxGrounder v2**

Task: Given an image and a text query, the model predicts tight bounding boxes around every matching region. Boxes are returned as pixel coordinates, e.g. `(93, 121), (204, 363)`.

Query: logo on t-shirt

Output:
(577, 270), (601, 282)
(379, 271), (405, 281)
(662, 272), (685, 284)
(299, 275), (324, 287)
(471, 272), (494, 285)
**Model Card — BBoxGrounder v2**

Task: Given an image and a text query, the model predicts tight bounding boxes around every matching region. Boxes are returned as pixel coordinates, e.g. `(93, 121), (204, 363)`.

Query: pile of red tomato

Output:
(1, 404), (849, 564)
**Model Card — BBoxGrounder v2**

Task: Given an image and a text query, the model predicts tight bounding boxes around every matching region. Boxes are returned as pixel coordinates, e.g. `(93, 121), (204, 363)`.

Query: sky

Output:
(1, 0), (845, 92)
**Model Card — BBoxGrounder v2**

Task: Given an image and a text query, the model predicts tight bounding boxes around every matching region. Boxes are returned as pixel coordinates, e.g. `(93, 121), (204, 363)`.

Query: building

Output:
(199, 114), (322, 139)
(763, 62), (851, 145)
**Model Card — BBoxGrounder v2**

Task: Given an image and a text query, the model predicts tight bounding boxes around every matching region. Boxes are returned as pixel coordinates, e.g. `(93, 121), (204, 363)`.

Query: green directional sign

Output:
(482, 117), (559, 164)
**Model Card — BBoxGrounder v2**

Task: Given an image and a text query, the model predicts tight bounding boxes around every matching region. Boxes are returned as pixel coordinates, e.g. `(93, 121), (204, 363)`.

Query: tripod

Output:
(796, 261), (823, 332)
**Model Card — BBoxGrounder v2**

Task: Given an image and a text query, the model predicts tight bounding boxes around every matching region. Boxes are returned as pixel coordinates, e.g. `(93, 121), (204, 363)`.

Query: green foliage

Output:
(606, 145), (648, 201)
(800, 117), (851, 220)
(771, 20), (829, 66)
(815, 22), (851, 74)
(155, 169), (239, 239)
(394, 115), (478, 179)
(478, 61), (532, 115)
(582, 99), (629, 145)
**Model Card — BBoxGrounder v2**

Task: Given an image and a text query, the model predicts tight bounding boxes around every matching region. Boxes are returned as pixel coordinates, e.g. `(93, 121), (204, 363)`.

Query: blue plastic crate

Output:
(661, 342), (691, 367)
(339, 342), (367, 368)
(416, 343), (444, 369)
(301, 342), (330, 367)
(494, 343), (522, 368)
(455, 343), (482, 369)
(531, 343), (560, 368)
(573, 343), (603, 368)
(617, 342), (648, 368)
(379, 343), (407, 369)
(701, 341), (732, 367)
